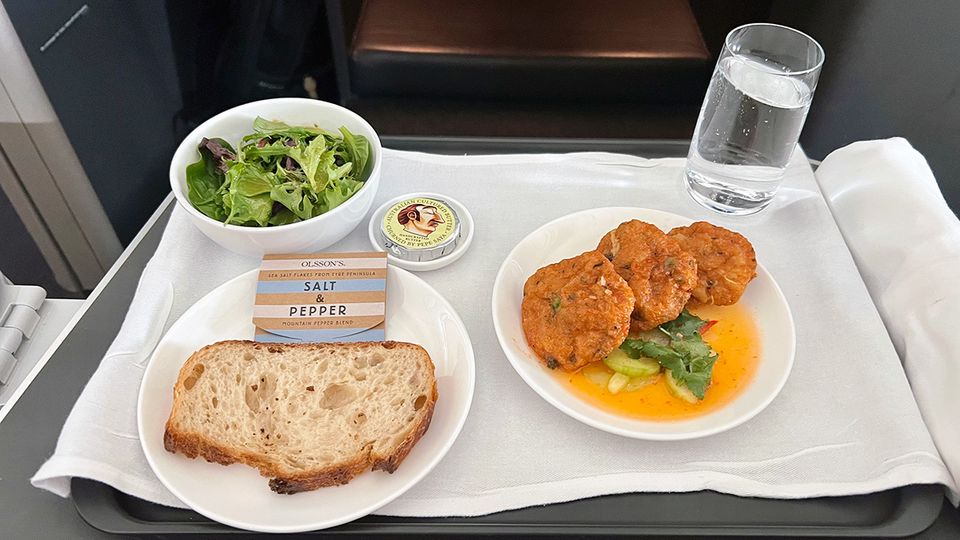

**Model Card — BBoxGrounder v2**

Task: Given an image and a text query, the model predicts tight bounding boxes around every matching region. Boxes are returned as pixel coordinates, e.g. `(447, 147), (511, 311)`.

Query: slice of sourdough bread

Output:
(163, 340), (437, 494)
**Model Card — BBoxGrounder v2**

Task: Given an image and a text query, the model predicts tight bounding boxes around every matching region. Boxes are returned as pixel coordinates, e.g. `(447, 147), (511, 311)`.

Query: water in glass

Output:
(685, 54), (813, 214)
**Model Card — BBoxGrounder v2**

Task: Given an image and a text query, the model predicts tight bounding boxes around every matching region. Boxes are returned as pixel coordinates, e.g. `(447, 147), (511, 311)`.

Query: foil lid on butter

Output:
(379, 196), (461, 262)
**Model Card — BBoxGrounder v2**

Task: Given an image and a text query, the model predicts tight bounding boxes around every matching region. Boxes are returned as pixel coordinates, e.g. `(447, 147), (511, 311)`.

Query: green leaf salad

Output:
(185, 117), (371, 227)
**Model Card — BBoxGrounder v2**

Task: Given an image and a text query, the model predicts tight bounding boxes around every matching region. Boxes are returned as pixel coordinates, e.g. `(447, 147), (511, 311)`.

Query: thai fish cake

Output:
(597, 220), (698, 331)
(668, 221), (757, 305)
(522, 250), (634, 372)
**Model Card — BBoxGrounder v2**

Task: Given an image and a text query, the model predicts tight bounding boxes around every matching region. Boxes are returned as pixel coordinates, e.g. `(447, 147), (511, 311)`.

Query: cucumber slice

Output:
(665, 370), (699, 403)
(607, 372), (630, 394)
(603, 349), (661, 378)
(625, 373), (660, 392)
(582, 363), (612, 387)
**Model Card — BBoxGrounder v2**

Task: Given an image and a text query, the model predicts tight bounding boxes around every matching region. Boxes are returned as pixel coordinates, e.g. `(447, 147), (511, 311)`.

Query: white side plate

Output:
(139, 266), (475, 532)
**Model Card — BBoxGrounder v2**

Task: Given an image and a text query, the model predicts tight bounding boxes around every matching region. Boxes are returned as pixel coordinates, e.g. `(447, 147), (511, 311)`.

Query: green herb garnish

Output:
(658, 310), (708, 340)
(550, 294), (562, 314)
(185, 118), (371, 227)
(620, 310), (718, 399)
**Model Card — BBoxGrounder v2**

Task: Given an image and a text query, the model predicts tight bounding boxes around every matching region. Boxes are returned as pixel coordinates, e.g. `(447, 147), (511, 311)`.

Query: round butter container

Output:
(368, 193), (474, 271)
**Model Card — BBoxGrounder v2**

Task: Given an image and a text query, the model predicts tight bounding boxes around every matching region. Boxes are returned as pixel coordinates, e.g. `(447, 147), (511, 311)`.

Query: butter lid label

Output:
(382, 197), (457, 250)
(253, 252), (387, 343)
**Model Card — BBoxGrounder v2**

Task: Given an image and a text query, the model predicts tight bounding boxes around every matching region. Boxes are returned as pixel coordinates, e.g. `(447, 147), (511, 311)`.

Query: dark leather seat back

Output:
(349, 0), (711, 102)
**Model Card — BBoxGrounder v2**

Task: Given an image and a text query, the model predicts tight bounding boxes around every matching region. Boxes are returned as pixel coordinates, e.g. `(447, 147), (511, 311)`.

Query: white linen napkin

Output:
(30, 209), (257, 507)
(815, 137), (960, 505)
(33, 148), (955, 515)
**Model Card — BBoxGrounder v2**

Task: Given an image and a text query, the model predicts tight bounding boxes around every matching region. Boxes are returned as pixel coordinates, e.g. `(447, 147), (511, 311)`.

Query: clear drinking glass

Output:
(685, 23), (824, 215)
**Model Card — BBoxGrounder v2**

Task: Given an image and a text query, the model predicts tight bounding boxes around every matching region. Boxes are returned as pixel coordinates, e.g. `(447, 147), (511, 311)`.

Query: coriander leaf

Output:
(633, 340), (687, 376)
(689, 351), (718, 373)
(621, 339), (683, 364)
(550, 294), (561, 314)
(621, 338), (689, 377)
(619, 338), (663, 359)
(672, 334), (713, 359)
(618, 339), (643, 358)
(658, 309), (707, 339)
(678, 371), (712, 400)
(667, 335), (718, 400)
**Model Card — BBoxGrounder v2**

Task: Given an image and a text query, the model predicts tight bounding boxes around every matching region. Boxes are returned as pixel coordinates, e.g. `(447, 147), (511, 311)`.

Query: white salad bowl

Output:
(169, 98), (382, 257)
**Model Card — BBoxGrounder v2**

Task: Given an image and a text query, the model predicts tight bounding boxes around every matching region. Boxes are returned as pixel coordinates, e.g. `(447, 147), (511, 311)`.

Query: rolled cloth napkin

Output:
(816, 137), (960, 505)
(33, 148), (955, 515)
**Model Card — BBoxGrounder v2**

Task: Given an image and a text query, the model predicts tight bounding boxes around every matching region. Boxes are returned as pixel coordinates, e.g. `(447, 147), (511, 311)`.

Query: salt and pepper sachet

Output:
(253, 252), (387, 343)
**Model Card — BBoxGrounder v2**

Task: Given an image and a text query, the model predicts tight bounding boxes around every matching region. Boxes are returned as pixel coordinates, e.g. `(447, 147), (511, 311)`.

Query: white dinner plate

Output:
(492, 207), (795, 441)
(138, 266), (475, 532)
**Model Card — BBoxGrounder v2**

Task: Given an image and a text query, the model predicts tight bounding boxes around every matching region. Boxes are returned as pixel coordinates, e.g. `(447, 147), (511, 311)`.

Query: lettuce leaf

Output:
(243, 117), (335, 141)
(198, 137), (236, 174)
(270, 182), (315, 220)
(339, 126), (370, 179)
(224, 191), (273, 226)
(227, 163), (275, 197)
(287, 137), (333, 190)
(319, 177), (363, 214)
(185, 159), (226, 221)
(268, 207), (300, 226)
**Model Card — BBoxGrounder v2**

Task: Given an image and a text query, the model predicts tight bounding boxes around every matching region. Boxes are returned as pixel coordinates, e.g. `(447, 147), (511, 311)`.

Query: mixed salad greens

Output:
(185, 117), (371, 227)
(596, 310), (719, 402)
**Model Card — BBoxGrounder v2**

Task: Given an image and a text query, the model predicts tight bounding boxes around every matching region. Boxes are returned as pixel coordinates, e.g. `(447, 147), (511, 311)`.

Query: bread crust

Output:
(163, 340), (437, 494)
(372, 382), (438, 473)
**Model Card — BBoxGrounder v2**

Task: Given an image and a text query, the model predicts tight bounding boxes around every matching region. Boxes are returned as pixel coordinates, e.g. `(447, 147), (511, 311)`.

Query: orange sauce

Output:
(557, 304), (759, 420)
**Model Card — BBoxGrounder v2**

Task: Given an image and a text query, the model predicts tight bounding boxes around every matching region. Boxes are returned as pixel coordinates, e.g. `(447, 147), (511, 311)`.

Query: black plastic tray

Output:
(72, 478), (944, 536)
(63, 137), (946, 537)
